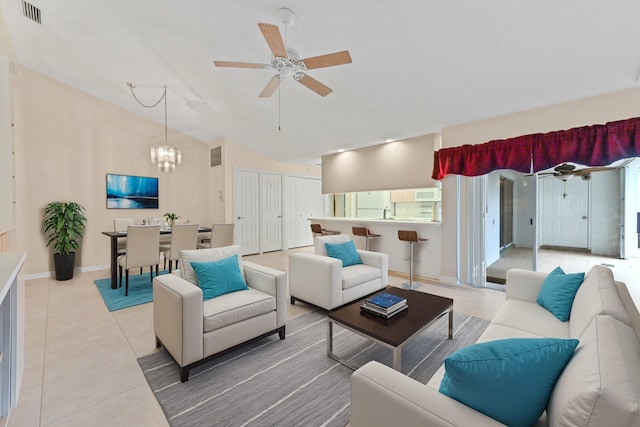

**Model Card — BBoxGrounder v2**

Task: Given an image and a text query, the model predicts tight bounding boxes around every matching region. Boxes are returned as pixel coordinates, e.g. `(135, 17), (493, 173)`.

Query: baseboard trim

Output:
(24, 264), (110, 281)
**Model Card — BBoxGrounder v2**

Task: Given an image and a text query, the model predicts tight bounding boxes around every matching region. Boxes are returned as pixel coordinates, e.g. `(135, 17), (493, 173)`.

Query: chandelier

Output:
(127, 83), (182, 172)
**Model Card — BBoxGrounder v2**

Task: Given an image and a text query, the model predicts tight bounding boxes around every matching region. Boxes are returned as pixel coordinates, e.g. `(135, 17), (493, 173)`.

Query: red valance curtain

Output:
(432, 117), (640, 180)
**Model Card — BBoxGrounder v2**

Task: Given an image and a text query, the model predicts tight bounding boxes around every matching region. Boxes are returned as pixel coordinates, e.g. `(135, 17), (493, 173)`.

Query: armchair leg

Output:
(278, 325), (286, 340)
(155, 336), (161, 348)
(180, 366), (190, 382)
(290, 296), (296, 305)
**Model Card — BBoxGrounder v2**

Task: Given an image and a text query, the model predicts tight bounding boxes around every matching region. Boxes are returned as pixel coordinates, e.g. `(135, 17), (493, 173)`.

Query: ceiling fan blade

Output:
(297, 74), (333, 97)
(574, 166), (617, 175)
(213, 61), (266, 69)
(259, 77), (280, 98)
(258, 23), (288, 58)
(302, 50), (352, 70)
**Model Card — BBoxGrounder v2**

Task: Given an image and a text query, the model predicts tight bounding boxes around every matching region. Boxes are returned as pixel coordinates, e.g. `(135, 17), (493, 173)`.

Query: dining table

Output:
(102, 226), (212, 289)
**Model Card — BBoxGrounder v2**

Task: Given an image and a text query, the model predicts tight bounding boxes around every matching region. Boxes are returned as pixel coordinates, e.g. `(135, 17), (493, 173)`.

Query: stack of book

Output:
(361, 292), (408, 319)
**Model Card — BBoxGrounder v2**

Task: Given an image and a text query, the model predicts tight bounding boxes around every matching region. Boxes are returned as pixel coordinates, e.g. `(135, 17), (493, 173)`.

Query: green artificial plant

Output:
(43, 201), (87, 254)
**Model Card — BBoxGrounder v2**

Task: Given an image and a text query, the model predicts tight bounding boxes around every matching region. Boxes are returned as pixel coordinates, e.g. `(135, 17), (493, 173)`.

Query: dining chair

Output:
(163, 223), (199, 272)
(113, 218), (135, 255)
(117, 225), (160, 296)
(197, 224), (235, 249)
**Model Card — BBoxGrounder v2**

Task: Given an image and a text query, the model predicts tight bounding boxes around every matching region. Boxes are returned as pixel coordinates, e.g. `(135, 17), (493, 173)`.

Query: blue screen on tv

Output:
(106, 174), (159, 209)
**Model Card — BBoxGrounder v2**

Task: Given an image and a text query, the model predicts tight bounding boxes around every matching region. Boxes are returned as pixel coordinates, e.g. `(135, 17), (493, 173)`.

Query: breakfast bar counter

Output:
(310, 217), (441, 280)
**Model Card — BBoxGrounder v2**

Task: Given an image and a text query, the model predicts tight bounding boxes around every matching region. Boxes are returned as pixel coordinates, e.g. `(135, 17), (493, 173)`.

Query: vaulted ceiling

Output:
(3, 1), (640, 164)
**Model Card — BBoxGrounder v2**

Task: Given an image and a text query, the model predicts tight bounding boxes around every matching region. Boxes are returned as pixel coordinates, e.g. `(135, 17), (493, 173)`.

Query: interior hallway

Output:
(10, 246), (504, 426)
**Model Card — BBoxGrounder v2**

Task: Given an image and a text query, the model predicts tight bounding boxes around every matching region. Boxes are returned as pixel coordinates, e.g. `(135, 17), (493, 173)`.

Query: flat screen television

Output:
(106, 173), (159, 209)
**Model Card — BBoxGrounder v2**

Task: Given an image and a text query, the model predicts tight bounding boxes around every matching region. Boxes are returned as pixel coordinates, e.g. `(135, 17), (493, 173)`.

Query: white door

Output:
(285, 176), (308, 248)
(540, 177), (589, 249)
(233, 169), (260, 255)
(260, 172), (282, 252)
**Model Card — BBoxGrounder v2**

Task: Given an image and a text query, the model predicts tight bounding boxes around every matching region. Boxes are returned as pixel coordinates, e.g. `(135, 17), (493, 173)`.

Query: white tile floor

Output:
(9, 246), (507, 426)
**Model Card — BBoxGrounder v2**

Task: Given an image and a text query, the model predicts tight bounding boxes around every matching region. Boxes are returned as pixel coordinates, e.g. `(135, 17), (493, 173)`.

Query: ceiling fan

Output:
(539, 163), (617, 181)
(213, 8), (352, 98)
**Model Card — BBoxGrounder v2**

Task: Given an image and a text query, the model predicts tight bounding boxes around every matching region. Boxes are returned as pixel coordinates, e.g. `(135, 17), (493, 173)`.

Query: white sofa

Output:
(153, 245), (287, 382)
(351, 265), (640, 426)
(289, 234), (388, 310)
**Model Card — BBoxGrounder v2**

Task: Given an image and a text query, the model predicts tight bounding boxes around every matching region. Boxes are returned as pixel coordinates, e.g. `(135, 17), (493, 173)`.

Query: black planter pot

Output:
(53, 252), (75, 281)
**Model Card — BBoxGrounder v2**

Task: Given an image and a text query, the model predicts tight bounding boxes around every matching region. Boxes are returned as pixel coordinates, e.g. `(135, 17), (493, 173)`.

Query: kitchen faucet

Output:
(383, 206), (390, 219)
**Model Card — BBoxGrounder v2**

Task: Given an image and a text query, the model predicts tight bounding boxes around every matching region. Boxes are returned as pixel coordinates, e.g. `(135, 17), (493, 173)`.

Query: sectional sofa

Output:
(351, 265), (640, 426)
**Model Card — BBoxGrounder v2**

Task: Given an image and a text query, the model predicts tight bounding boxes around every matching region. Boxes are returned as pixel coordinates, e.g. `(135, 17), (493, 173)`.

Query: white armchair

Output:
(289, 234), (388, 310)
(153, 245), (287, 381)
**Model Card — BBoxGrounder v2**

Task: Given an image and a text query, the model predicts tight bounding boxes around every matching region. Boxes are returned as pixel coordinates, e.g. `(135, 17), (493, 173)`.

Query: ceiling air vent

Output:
(21, 1), (41, 24)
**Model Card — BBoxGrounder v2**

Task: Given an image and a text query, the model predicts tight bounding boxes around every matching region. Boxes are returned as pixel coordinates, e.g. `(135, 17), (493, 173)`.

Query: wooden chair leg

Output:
(168, 260), (173, 273)
(118, 266), (123, 288)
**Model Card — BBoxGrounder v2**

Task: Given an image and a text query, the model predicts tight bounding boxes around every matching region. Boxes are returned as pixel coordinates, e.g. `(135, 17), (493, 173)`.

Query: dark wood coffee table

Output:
(327, 287), (453, 371)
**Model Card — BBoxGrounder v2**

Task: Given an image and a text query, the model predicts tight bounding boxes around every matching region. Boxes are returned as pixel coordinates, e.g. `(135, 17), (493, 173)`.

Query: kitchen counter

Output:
(312, 217), (440, 225)
(309, 217), (441, 280)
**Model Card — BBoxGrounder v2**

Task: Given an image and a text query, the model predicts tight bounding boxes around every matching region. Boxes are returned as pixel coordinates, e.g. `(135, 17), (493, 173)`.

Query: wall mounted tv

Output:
(106, 174), (159, 209)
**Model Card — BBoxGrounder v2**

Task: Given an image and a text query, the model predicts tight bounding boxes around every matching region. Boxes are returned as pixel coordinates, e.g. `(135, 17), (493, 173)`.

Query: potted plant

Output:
(42, 201), (87, 281)
(164, 212), (180, 228)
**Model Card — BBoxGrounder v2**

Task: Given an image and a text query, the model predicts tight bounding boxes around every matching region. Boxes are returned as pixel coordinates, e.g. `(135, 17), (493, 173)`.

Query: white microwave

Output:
(414, 188), (441, 202)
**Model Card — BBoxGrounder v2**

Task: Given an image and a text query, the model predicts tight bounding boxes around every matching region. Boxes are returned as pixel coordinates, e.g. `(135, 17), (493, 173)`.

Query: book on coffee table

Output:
(361, 302), (408, 319)
(364, 293), (407, 313)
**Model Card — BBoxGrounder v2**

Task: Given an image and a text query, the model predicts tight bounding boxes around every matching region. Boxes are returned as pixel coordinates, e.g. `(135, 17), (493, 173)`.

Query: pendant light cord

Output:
(128, 84), (168, 144)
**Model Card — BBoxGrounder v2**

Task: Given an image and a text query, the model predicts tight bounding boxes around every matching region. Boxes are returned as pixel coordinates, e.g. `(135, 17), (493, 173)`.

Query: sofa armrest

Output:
(243, 260), (287, 328)
(505, 268), (547, 303)
(153, 274), (204, 367)
(351, 361), (505, 427)
(358, 250), (389, 286)
(289, 252), (342, 310)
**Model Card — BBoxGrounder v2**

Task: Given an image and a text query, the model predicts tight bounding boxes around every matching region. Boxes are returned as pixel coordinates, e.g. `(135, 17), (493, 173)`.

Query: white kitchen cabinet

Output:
(391, 189), (414, 203)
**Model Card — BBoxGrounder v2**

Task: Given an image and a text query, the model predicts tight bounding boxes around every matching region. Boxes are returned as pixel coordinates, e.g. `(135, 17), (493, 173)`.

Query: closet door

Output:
(260, 172), (282, 252)
(233, 169), (260, 255)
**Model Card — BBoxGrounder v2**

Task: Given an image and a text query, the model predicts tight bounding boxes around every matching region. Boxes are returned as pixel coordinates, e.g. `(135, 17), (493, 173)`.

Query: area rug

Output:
(94, 270), (168, 312)
(138, 310), (489, 427)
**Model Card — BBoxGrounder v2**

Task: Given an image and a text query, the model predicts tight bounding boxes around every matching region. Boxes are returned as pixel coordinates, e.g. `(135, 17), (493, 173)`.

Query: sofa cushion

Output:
(314, 234), (350, 256)
(548, 315), (640, 426)
(191, 255), (249, 300)
(342, 264), (381, 290)
(439, 338), (579, 427)
(537, 266), (584, 322)
(491, 298), (570, 338)
(325, 240), (362, 267)
(179, 245), (245, 285)
(203, 288), (276, 333)
(570, 265), (631, 338)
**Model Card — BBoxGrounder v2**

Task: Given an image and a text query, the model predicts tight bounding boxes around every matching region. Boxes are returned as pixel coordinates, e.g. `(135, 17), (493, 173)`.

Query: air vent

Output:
(21, 1), (41, 24)
(210, 146), (222, 167)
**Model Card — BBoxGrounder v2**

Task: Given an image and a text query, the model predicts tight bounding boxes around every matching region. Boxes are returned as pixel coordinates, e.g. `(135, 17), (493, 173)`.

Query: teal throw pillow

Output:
(439, 338), (579, 427)
(324, 240), (362, 267)
(536, 266), (585, 321)
(190, 255), (248, 301)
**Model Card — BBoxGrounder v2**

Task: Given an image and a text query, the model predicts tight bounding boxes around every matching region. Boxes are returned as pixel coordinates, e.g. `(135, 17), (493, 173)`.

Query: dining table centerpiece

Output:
(164, 212), (180, 228)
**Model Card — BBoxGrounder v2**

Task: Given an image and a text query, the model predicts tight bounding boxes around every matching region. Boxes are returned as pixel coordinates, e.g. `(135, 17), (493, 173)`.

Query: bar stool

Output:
(310, 223), (339, 237)
(398, 230), (428, 290)
(352, 227), (381, 251)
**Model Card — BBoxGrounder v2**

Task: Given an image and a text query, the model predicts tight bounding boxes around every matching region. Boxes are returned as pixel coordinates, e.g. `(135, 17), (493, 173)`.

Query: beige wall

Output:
(321, 134), (436, 194)
(439, 87), (640, 283)
(13, 66), (212, 275)
(11, 65), (321, 276)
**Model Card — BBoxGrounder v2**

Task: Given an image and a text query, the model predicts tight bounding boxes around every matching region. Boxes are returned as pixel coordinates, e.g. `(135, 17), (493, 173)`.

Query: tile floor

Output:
(9, 246), (506, 426)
